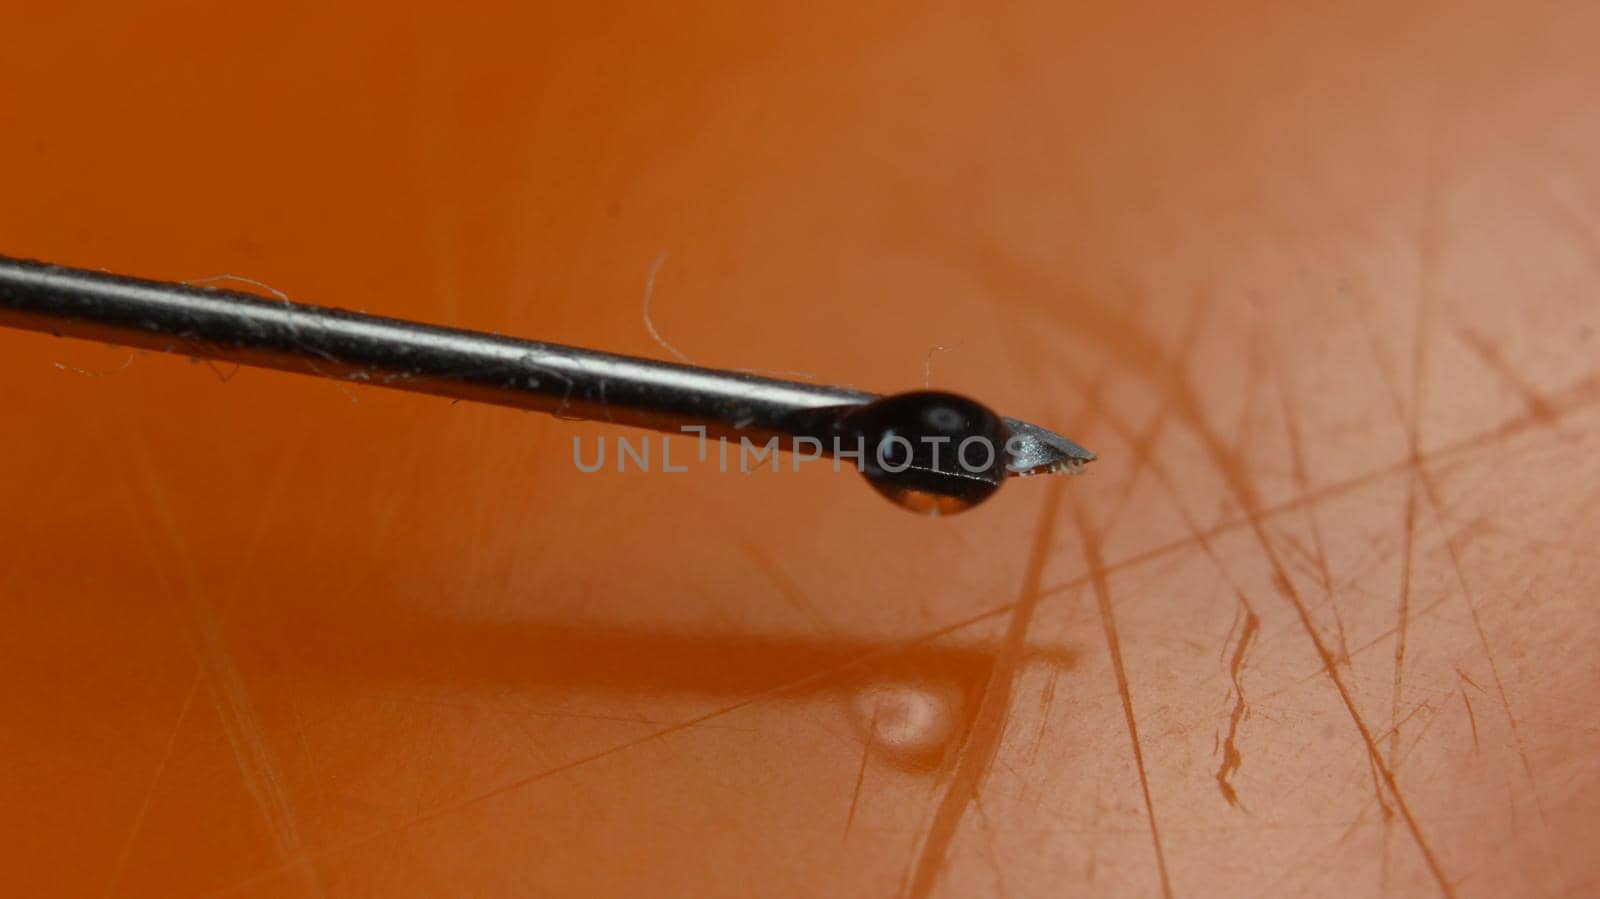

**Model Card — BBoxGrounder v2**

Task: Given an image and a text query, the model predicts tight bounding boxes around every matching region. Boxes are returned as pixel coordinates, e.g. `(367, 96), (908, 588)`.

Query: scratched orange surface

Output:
(4, 2), (1600, 897)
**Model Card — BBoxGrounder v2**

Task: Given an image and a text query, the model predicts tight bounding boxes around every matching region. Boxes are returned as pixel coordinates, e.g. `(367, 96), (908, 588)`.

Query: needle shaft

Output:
(0, 255), (1093, 474)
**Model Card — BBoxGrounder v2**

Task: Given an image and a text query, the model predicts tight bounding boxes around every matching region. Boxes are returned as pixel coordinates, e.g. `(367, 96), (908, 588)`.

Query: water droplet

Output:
(842, 391), (1010, 514)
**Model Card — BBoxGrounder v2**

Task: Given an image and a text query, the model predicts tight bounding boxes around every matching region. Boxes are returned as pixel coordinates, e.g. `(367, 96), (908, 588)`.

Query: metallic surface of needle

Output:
(0, 255), (1094, 476)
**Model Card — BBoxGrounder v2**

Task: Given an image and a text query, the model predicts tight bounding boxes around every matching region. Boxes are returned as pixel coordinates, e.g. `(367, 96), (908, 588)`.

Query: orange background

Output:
(3, 2), (1599, 897)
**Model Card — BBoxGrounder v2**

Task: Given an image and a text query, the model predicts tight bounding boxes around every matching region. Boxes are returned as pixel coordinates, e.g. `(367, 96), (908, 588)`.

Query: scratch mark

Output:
(1098, 286), (1210, 542)
(103, 676), (203, 898)
(1254, 586), (1457, 708)
(1072, 493), (1174, 899)
(1059, 322), (1412, 831)
(194, 357), (1600, 898)
(204, 593), (1052, 898)
(1257, 797), (1382, 896)
(1038, 283), (1459, 896)
(1271, 530), (1322, 585)
(1354, 228), (1558, 858)
(521, 708), (754, 729)
(1268, 333), (1352, 664)
(1251, 525), (1455, 895)
(1389, 150), (1442, 780)
(1025, 665), (1059, 766)
(1395, 699), (1457, 774)
(1230, 327), (1269, 457)
(903, 480), (1066, 899)
(1454, 325), (1558, 424)
(1366, 751), (1395, 821)
(744, 542), (835, 636)
(1024, 363), (1596, 626)
(125, 439), (325, 898)
(844, 707), (878, 840)
(1460, 684), (1480, 752)
(1216, 600), (1260, 809)
(971, 796), (1013, 899)
(288, 697), (325, 817)
(1050, 341), (1391, 819)
(1390, 476), (1419, 770)
(1217, 456), (1455, 895)
(1375, 701), (1433, 745)
(1414, 462), (1551, 831)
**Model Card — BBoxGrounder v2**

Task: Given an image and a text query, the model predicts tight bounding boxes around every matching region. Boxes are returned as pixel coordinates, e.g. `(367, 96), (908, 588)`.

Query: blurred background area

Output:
(3, 2), (1599, 896)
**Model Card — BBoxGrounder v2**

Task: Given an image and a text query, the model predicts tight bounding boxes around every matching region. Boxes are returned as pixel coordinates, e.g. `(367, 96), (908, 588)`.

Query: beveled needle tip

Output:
(1002, 417), (1096, 477)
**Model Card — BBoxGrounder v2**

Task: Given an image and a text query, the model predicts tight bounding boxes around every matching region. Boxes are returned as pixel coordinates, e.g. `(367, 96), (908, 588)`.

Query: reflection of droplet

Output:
(852, 681), (960, 768)
(871, 487), (982, 517)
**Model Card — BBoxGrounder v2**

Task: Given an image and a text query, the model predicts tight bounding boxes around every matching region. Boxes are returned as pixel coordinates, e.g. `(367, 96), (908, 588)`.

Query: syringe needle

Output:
(0, 254), (1093, 513)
